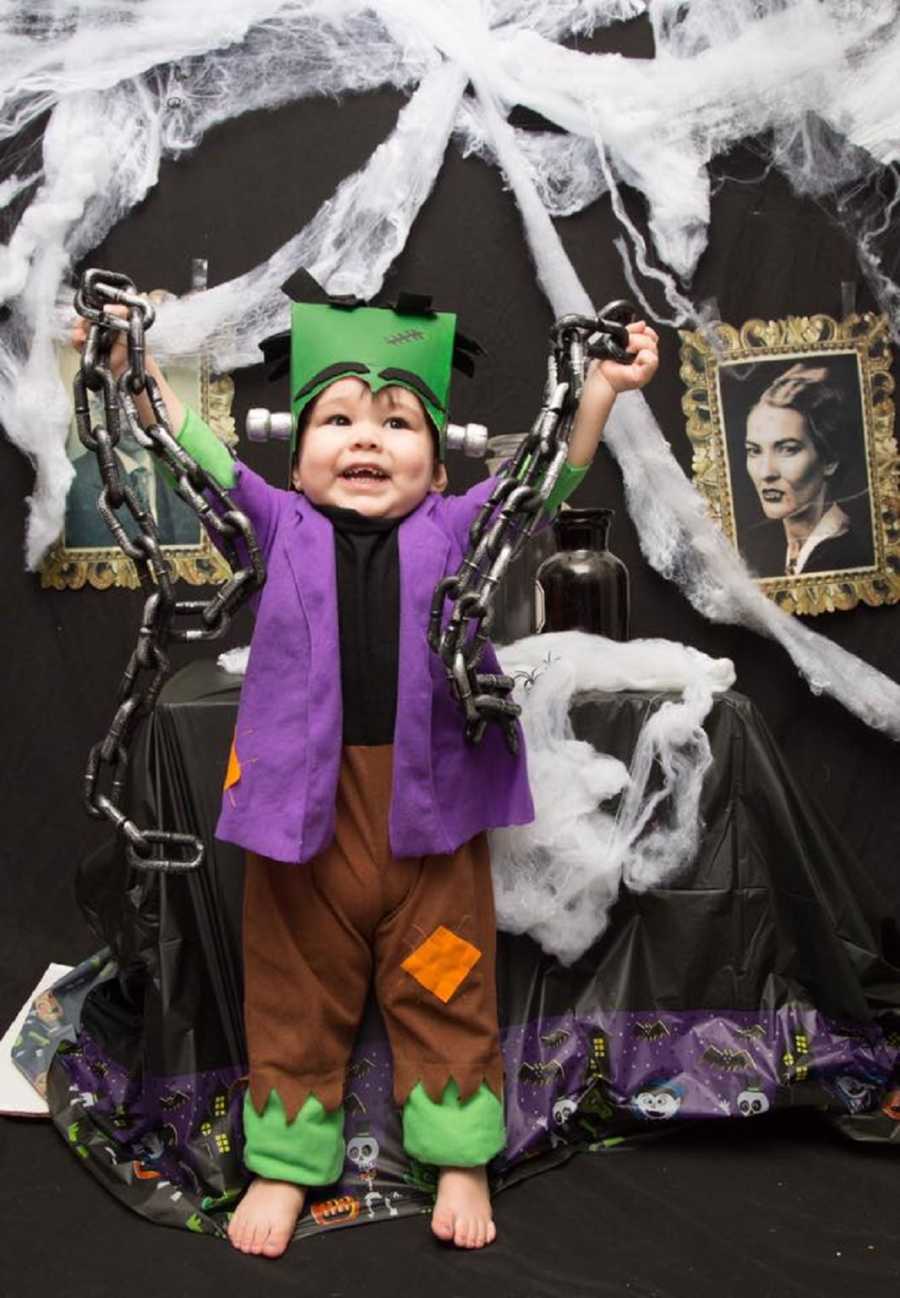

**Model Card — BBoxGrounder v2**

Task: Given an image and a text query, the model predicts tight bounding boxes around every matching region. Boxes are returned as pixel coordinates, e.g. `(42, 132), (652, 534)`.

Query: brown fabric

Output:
(242, 744), (504, 1124)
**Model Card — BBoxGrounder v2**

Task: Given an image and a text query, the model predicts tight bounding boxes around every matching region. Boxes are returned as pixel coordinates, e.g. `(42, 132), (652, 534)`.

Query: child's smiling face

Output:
(291, 377), (448, 518)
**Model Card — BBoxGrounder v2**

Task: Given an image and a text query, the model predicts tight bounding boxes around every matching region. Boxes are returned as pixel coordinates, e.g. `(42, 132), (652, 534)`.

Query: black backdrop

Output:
(2, 17), (899, 1293)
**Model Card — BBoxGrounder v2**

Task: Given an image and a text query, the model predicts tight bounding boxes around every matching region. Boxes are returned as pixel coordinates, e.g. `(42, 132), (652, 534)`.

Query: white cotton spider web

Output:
(5, 55), (464, 562)
(148, 58), (468, 368)
(5, 0), (900, 543)
(483, 0), (648, 40)
(489, 631), (734, 965)
(0, 80), (167, 566)
(464, 55), (900, 743)
(455, 99), (608, 218)
(0, 0), (898, 754)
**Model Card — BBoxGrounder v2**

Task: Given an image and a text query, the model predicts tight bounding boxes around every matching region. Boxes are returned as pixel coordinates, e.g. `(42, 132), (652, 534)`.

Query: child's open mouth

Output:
(340, 466), (389, 481)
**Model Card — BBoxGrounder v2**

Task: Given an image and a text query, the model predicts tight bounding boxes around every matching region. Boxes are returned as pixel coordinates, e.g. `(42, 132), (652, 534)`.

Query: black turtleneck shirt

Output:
(314, 503), (403, 745)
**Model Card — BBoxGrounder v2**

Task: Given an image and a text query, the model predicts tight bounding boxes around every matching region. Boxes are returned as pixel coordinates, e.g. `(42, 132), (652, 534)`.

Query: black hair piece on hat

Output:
(258, 330), (291, 382)
(259, 268), (486, 381)
(280, 266), (363, 309)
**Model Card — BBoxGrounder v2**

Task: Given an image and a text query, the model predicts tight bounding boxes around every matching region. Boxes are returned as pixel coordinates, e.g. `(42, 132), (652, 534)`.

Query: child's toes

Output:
(229, 1219), (251, 1253)
(261, 1225), (293, 1258)
(248, 1222), (269, 1255)
(486, 1219), (497, 1246)
(455, 1215), (476, 1248)
(431, 1208), (456, 1242)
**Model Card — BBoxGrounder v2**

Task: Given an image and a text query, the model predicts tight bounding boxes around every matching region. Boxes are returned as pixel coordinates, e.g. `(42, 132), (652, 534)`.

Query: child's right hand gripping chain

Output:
(70, 299), (186, 436)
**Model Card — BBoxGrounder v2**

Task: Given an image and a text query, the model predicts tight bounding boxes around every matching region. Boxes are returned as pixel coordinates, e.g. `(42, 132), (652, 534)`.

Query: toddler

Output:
(73, 286), (658, 1257)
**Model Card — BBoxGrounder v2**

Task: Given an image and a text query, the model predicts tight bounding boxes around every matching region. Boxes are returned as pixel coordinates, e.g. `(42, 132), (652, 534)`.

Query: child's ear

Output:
(291, 459), (303, 492)
(431, 462), (449, 494)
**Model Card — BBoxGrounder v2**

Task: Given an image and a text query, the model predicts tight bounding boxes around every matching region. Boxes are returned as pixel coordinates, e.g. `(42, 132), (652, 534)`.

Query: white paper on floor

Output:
(0, 963), (73, 1118)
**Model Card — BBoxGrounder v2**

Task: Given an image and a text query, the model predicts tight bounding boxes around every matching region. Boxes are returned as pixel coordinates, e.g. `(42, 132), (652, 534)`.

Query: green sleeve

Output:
(508, 450), (591, 515)
(172, 405), (237, 489)
(542, 460), (590, 516)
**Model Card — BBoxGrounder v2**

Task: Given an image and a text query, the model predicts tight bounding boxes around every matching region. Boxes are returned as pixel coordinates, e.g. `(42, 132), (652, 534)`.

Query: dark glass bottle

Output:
(490, 528), (557, 644)
(535, 508), (630, 639)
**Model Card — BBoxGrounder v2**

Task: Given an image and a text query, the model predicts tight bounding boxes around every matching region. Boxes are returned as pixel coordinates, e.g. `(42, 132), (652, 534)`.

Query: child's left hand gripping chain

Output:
(563, 319), (660, 469)
(587, 319), (660, 400)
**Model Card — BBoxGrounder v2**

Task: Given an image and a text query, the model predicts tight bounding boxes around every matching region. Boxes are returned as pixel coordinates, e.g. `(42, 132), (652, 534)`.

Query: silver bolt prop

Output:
(246, 408), (293, 442)
(445, 422), (488, 457)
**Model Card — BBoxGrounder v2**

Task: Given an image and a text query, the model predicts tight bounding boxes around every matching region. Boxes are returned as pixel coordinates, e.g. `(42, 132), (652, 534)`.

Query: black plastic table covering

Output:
(32, 658), (899, 1241)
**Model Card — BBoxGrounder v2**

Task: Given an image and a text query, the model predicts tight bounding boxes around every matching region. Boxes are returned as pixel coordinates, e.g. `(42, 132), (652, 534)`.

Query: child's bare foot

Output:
(227, 1177), (306, 1257)
(431, 1165), (496, 1249)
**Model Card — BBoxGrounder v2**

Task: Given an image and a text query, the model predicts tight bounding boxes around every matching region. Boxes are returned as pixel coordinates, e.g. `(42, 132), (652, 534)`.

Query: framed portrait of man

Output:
(41, 292), (236, 591)
(680, 312), (900, 615)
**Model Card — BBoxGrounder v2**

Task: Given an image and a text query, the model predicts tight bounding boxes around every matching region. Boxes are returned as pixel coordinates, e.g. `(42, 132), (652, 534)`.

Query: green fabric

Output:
(242, 1090), (345, 1186)
(289, 301), (457, 451)
(402, 1080), (506, 1168)
(174, 406), (237, 488)
(542, 459), (590, 515)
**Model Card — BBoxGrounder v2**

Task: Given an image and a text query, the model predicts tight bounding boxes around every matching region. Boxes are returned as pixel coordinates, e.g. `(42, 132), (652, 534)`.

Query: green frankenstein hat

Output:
(289, 300), (456, 457)
(260, 272), (482, 462)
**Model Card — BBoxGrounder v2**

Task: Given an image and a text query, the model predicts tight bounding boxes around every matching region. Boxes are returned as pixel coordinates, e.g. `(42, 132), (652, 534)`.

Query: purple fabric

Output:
(216, 464), (534, 864)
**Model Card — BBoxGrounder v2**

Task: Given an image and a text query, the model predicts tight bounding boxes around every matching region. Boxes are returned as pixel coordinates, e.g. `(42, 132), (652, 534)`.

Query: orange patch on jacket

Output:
(401, 925), (481, 1003)
(224, 738), (241, 791)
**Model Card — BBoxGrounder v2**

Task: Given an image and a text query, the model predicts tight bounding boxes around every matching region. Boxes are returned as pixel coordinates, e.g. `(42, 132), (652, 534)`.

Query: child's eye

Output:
(324, 413), (350, 426)
(386, 416), (411, 430)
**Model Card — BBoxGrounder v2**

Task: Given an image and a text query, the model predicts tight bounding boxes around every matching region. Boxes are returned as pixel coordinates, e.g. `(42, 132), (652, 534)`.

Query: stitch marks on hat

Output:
(385, 329), (426, 345)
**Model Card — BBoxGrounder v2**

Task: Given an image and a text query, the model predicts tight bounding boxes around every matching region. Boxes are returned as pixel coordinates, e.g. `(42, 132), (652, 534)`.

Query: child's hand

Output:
(588, 320), (660, 399)
(70, 300), (181, 433)
(565, 320), (660, 466)
(70, 302), (132, 379)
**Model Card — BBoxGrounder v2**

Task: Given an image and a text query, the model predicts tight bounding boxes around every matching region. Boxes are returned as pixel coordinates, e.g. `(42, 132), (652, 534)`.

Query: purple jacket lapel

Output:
(390, 497), (453, 850)
(281, 496), (343, 853)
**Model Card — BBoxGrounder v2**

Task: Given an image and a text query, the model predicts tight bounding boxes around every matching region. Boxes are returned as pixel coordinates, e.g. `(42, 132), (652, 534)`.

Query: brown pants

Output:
(243, 745), (504, 1124)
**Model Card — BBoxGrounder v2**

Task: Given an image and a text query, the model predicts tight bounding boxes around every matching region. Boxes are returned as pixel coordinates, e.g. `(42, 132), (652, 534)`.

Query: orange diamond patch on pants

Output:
(242, 744), (504, 1129)
(401, 925), (482, 1003)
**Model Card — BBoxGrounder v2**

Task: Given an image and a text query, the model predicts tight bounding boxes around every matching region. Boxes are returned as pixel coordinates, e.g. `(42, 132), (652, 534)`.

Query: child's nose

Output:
(352, 421), (382, 447)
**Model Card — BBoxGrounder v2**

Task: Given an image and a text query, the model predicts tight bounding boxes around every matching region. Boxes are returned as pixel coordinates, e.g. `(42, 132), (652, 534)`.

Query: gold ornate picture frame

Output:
(680, 312), (900, 615)
(41, 291), (237, 591)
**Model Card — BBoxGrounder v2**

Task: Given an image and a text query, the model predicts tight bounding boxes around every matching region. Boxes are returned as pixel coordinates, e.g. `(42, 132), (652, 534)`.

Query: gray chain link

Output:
(74, 268), (266, 874)
(429, 301), (638, 753)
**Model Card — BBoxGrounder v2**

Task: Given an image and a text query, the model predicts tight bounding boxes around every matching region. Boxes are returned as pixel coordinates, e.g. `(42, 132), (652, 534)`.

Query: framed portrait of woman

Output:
(41, 289), (237, 591)
(680, 312), (900, 615)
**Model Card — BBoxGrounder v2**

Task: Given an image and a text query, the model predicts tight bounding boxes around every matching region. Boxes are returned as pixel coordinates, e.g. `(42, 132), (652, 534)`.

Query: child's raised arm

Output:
(70, 300), (286, 555)
(71, 304), (186, 438)
(70, 303), (237, 491)
(565, 320), (660, 467)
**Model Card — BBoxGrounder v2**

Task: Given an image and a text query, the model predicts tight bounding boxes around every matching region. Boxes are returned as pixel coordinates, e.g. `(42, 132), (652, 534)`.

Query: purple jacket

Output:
(217, 462), (535, 864)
